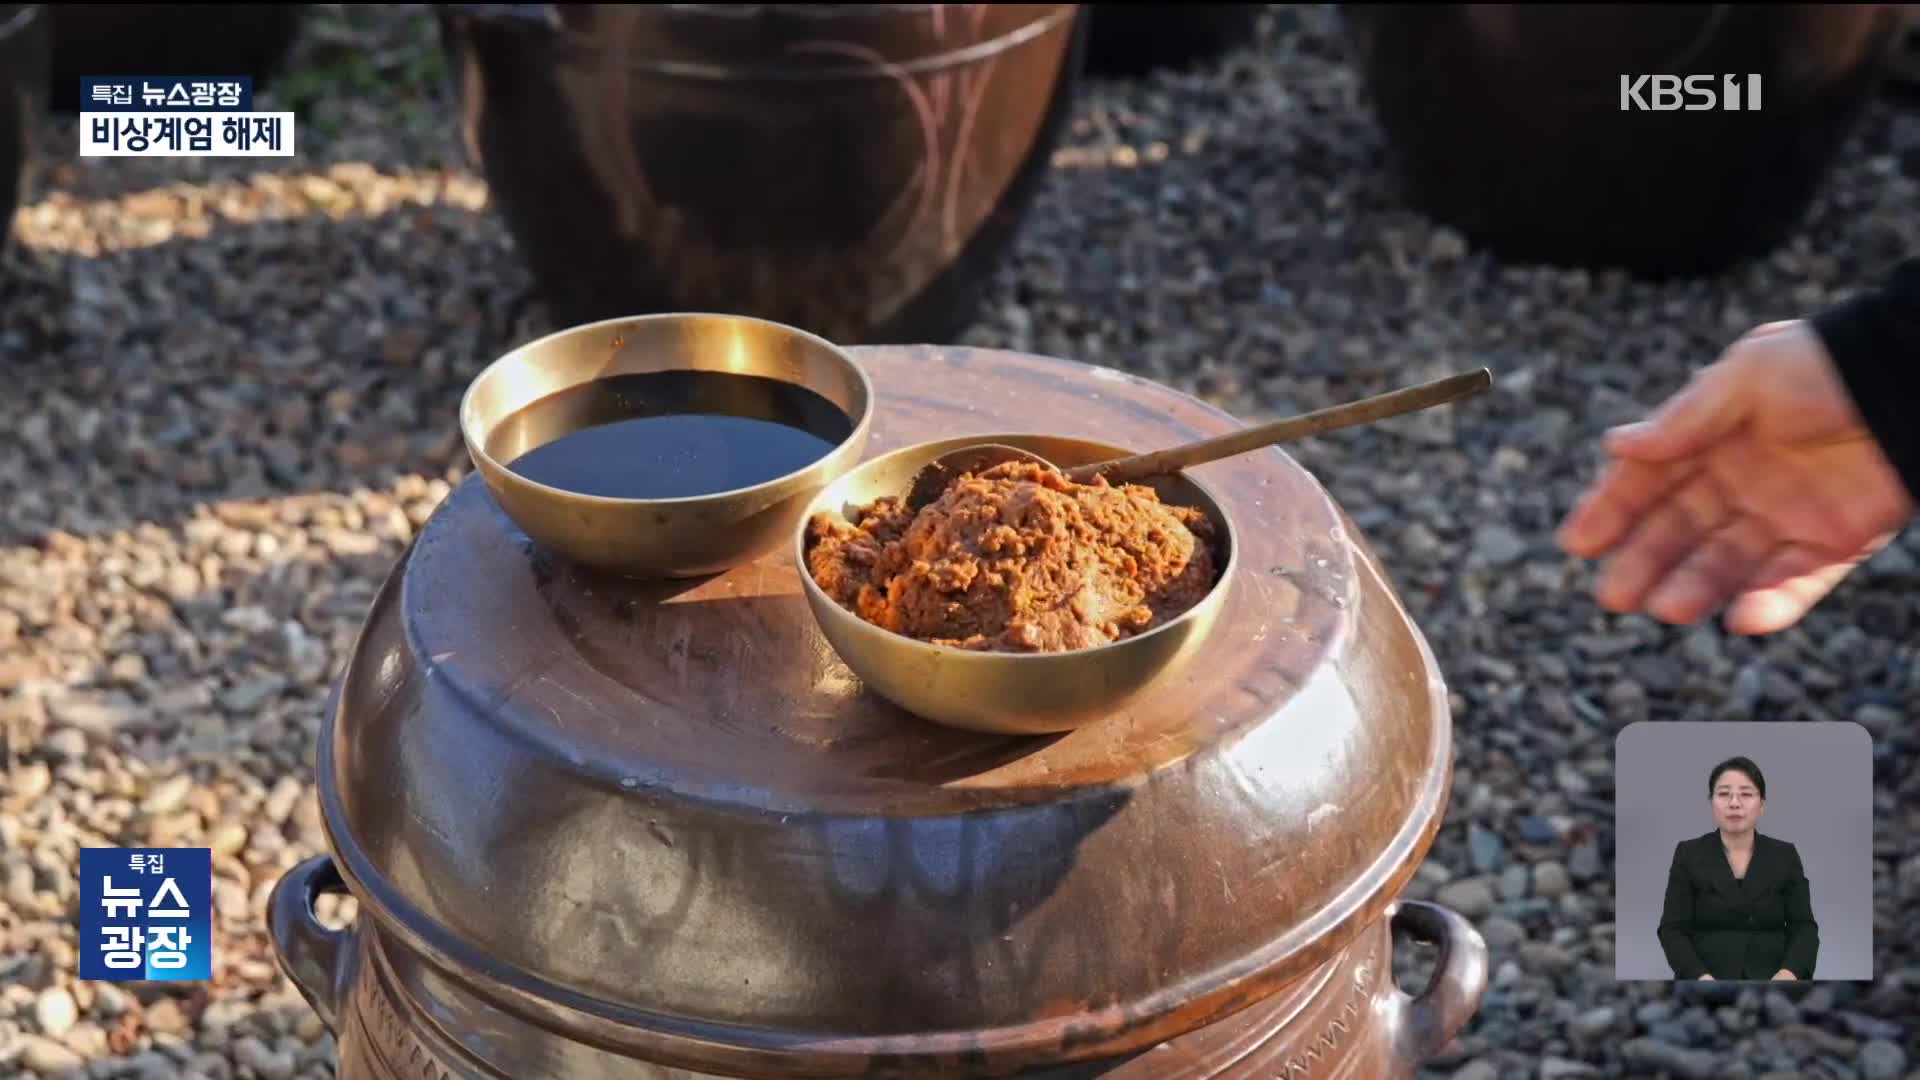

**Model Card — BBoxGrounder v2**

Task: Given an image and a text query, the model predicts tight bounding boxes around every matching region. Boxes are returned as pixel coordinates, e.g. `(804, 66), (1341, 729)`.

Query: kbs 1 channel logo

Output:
(1619, 73), (1763, 112)
(78, 75), (296, 158)
(78, 847), (214, 982)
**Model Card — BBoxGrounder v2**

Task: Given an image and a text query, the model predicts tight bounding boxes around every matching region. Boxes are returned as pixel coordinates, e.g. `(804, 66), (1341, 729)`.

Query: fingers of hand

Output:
(1593, 471), (1732, 615)
(1558, 458), (1694, 558)
(1724, 546), (1862, 637)
(1745, 320), (1803, 340)
(1603, 361), (1742, 463)
(1640, 515), (1777, 627)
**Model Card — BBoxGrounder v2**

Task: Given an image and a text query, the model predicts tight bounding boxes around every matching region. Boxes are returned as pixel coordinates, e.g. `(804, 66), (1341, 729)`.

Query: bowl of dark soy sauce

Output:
(460, 312), (874, 578)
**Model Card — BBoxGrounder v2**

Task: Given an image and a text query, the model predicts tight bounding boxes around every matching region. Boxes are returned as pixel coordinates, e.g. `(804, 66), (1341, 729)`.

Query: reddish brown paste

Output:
(805, 461), (1220, 653)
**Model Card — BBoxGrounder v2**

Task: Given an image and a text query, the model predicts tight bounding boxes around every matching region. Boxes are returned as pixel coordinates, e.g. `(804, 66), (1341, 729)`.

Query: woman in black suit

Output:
(1657, 756), (1819, 981)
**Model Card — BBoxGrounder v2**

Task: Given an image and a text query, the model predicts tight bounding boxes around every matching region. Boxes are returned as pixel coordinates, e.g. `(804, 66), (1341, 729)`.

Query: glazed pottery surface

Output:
(0, 5), (49, 257)
(1084, 3), (1261, 76)
(271, 345), (1488, 1078)
(435, 4), (1087, 345)
(47, 3), (304, 113)
(1344, 4), (1906, 277)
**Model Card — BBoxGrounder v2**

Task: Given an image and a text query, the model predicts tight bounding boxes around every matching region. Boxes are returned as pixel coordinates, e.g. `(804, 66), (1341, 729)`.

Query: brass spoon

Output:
(904, 367), (1494, 511)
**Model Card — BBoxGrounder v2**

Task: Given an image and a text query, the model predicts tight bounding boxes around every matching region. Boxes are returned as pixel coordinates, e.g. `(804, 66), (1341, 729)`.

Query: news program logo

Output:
(78, 76), (296, 158)
(78, 847), (213, 981)
(1620, 74), (1763, 112)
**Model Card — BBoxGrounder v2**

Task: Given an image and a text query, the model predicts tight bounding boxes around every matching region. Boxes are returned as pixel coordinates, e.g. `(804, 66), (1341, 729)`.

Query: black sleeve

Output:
(1656, 841), (1710, 979)
(1780, 842), (1820, 980)
(1808, 256), (1920, 502)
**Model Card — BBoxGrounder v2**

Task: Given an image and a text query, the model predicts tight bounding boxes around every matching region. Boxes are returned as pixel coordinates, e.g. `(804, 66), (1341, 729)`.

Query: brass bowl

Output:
(460, 312), (874, 578)
(794, 433), (1238, 734)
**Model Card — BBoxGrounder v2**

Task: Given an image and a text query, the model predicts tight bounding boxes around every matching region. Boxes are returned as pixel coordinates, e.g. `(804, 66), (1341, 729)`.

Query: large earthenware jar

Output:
(269, 344), (1488, 1079)
(1084, 3), (1262, 77)
(435, 4), (1088, 346)
(1343, 4), (1907, 278)
(46, 3), (305, 113)
(1883, 5), (1920, 102)
(0, 5), (49, 256)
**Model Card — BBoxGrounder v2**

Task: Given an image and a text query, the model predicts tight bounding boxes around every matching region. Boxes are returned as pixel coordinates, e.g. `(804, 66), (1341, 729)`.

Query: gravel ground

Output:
(3, 5), (1918, 1079)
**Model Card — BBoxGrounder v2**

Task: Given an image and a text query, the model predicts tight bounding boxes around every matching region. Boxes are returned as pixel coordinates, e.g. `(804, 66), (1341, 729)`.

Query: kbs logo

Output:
(1619, 74), (1762, 111)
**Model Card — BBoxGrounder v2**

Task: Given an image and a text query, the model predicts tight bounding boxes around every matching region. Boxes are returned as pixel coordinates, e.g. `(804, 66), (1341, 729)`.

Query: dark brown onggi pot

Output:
(434, 4), (1088, 346)
(1084, 3), (1262, 77)
(46, 3), (304, 113)
(1884, 7), (1920, 102)
(1343, 4), (1907, 278)
(0, 5), (50, 259)
(269, 345), (1488, 1078)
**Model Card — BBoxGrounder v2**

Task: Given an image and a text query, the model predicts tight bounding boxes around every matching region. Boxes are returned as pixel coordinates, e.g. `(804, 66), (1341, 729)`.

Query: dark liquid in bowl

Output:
(488, 371), (855, 499)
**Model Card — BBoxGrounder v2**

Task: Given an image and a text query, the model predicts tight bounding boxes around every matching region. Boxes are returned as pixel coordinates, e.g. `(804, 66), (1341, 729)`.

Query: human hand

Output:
(1772, 969), (1796, 981)
(1698, 974), (1714, 981)
(1557, 320), (1916, 635)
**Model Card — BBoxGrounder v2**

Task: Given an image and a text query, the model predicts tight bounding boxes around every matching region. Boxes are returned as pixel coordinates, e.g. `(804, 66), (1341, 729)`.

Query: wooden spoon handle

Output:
(1065, 368), (1494, 486)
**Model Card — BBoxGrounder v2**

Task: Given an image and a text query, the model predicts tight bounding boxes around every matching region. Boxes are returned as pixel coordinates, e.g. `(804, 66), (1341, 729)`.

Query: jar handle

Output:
(268, 855), (352, 1030)
(1387, 899), (1490, 1064)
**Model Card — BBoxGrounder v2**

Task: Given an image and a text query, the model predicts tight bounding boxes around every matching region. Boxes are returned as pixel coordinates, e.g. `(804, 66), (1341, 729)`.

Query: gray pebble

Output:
(1468, 824), (1504, 873)
(1621, 1037), (1724, 1079)
(1473, 523), (1528, 566)
(1449, 1061), (1499, 1080)
(1567, 842), (1603, 882)
(1435, 878), (1497, 920)
(1532, 861), (1570, 899)
(1518, 942), (1573, 976)
(1602, 679), (1648, 729)
(121, 1053), (173, 1080)
(1725, 663), (1766, 717)
(1497, 864), (1529, 901)
(1853, 703), (1899, 741)
(1516, 816), (1558, 845)
(1479, 915), (1526, 950)
(218, 675), (289, 714)
(1568, 1006), (1616, 1040)
(1837, 1012), (1905, 1043)
(233, 1037), (296, 1080)
(1858, 1039), (1905, 1080)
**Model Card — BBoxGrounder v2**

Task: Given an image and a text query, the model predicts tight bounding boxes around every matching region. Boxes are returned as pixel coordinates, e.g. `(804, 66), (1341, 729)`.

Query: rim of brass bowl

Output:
(793, 433), (1240, 735)
(459, 312), (875, 579)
